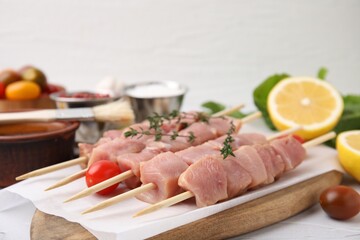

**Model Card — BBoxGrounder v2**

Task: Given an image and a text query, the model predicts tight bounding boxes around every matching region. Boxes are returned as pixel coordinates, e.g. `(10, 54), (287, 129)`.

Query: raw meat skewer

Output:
(46, 107), (245, 190)
(132, 131), (335, 217)
(80, 126), (301, 214)
(65, 112), (260, 202)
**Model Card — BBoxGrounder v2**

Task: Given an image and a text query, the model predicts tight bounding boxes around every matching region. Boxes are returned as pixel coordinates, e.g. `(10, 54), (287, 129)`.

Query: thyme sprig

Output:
(220, 121), (236, 159)
(124, 127), (196, 143)
(124, 110), (210, 142)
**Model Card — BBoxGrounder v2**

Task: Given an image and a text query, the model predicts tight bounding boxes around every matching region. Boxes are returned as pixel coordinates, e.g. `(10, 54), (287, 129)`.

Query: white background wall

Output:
(1, 0), (359, 112)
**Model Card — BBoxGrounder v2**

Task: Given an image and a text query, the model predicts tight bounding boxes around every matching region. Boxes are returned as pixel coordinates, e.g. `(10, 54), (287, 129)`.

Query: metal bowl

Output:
(50, 91), (118, 143)
(124, 81), (187, 122)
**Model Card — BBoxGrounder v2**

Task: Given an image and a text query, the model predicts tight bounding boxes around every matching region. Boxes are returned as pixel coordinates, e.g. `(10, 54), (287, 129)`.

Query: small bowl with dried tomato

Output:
(50, 91), (118, 143)
(51, 91), (115, 108)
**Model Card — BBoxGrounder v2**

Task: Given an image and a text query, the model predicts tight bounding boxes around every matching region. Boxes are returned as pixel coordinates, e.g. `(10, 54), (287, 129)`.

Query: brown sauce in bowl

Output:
(0, 122), (66, 136)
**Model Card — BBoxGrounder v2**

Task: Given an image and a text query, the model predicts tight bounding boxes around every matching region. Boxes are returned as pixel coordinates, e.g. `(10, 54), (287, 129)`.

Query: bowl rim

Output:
(0, 121), (80, 142)
(50, 91), (118, 104)
(124, 80), (188, 99)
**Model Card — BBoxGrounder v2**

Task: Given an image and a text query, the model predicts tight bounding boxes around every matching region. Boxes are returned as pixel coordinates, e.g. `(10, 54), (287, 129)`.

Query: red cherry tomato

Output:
(292, 134), (305, 144)
(85, 160), (122, 195)
(44, 83), (65, 94)
(319, 185), (360, 220)
(0, 82), (5, 99)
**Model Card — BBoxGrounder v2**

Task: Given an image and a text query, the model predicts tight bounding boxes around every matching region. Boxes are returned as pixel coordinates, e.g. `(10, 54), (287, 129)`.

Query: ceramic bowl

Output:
(0, 121), (79, 187)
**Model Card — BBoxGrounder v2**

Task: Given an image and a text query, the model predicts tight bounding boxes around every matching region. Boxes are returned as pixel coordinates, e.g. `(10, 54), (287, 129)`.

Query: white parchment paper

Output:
(5, 124), (344, 240)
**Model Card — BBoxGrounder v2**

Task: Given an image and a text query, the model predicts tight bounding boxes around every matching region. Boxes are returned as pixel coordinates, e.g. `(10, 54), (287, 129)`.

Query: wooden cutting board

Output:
(31, 170), (342, 240)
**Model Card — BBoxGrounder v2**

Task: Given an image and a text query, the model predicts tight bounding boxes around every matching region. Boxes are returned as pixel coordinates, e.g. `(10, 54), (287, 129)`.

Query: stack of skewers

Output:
(16, 103), (336, 220)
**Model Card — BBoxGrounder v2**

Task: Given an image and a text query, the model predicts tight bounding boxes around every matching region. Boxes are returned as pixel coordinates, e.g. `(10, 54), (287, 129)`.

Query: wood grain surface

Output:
(31, 170), (342, 240)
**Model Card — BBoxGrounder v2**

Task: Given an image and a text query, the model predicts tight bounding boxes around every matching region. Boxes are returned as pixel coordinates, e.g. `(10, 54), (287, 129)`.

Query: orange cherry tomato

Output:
(5, 81), (41, 100)
(85, 160), (122, 195)
(319, 185), (360, 220)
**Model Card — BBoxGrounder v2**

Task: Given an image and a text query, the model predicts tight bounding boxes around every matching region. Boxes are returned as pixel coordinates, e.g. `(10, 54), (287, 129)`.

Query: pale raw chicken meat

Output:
(176, 133), (268, 165)
(117, 149), (161, 189)
(135, 133), (268, 203)
(136, 152), (189, 203)
(118, 117), (241, 190)
(146, 137), (190, 152)
(253, 144), (285, 184)
(178, 155), (228, 207)
(175, 144), (220, 165)
(119, 122), (156, 142)
(78, 137), (112, 159)
(270, 136), (306, 171)
(102, 129), (124, 139)
(232, 146), (268, 188)
(179, 122), (217, 146)
(160, 112), (199, 132)
(221, 156), (252, 198)
(206, 133), (267, 150)
(207, 117), (242, 136)
(167, 137), (306, 209)
(87, 138), (146, 166)
(117, 149), (160, 177)
(119, 122), (149, 138)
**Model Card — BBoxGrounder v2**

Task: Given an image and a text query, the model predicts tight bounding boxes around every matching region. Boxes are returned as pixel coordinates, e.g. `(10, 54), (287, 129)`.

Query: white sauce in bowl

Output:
(125, 81), (186, 98)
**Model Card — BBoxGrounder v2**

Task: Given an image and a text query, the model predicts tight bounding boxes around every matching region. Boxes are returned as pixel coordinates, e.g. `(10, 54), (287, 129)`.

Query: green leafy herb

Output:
(201, 101), (247, 119)
(202, 101), (226, 113)
(188, 131), (196, 143)
(326, 94), (360, 147)
(253, 73), (290, 129)
(220, 121), (236, 159)
(124, 127), (196, 143)
(317, 67), (328, 80)
(124, 111), (210, 142)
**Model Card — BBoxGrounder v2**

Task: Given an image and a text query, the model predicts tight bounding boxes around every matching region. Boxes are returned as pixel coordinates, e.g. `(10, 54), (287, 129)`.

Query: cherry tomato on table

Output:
(85, 160), (122, 195)
(319, 185), (360, 220)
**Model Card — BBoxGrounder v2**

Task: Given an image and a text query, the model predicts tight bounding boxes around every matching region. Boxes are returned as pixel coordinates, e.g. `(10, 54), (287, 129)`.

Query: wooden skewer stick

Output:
(211, 104), (245, 117)
(45, 168), (88, 191)
(65, 111), (261, 203)
(81, 183), (156, 214)
(133, 191), (194, 218)
(81, 125), (302, 214)
(46, 105), (248, 191)
(302, 131), (336, 149)
(15, 156), (87, 181)
(63, 170), (134, 202)
(133, 131), (336, 217)
(265, 125), (302, 141)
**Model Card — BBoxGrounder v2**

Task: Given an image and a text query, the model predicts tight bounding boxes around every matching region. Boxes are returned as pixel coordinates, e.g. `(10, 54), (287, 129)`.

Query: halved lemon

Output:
(267, 77), (343, 140)
(337, 130), (360, 182)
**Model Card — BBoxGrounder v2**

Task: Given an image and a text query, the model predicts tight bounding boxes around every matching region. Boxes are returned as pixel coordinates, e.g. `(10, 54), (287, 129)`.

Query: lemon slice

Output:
(267, 77), (343, 140)
(337, 130), (360, 182)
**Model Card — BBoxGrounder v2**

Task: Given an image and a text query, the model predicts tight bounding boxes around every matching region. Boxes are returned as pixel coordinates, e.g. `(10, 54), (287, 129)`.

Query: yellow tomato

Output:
(5, 81), (41, 100)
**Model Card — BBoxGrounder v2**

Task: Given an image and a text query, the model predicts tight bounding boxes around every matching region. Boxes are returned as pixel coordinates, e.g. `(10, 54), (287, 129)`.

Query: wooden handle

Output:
(0, 109), (56, 123)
